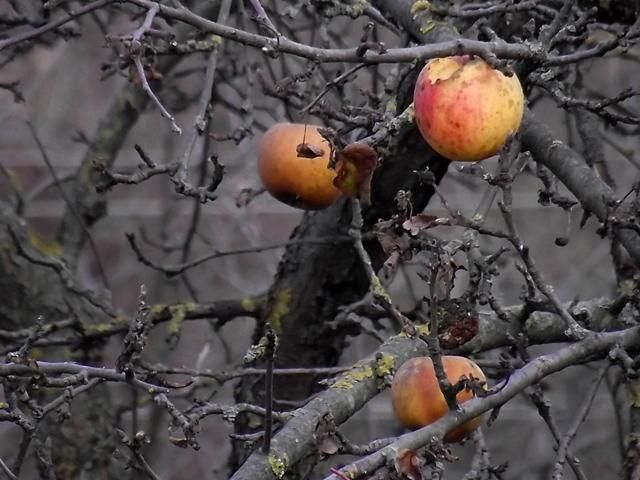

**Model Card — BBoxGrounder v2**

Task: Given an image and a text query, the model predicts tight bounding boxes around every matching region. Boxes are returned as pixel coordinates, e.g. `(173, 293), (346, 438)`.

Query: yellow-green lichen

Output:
(241, 297), (257, 313)
(350, 0), (368, 16)
(375, 353), (396, 378)
(629, 381), (640, 408)
(4, 168), (22, 195)
(420, 20), (436, 34)
(619, 279), (636, 296)
(416, 323), (430, 335)
(30, 347), (44, 361)
(267, 288), (292, 333)
(398, 322), (429, 337)
(385, 99), (397, 114)
(332, 364), (374, 390)
(371, 277), (391, 304)
(151, 303), (167, 315)
(167, 303), (196, 337)
(85, 322), (113, 334)
(211, 35), (223, 47)
(27, 229), (61, 257)
(268, 453), (289, 479)
(410, 0), (432, 17)
(405, 103), (416, 122)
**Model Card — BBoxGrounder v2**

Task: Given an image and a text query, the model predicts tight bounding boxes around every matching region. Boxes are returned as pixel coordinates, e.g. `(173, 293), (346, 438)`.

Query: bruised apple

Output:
(391, 355), (486, 442)
(257, 123), (341, 210)
(413, 56), (524, 162)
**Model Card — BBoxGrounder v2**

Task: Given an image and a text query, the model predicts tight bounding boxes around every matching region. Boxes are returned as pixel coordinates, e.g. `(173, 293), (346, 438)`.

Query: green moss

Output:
(268, 453), (289, 479)
(268, 289), (292, 333)
(332, 364), (374, 389)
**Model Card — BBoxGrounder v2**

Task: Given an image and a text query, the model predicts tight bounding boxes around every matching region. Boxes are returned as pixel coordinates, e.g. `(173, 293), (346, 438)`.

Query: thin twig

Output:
(0, 457), (17, 480)
(0, 0), (114, 51)
(550, 366), (608, 480)
(26, 122), (112, 292)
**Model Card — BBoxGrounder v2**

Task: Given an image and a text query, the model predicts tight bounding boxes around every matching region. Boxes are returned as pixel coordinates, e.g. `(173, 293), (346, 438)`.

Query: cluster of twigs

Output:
(1, 0), (640, 479)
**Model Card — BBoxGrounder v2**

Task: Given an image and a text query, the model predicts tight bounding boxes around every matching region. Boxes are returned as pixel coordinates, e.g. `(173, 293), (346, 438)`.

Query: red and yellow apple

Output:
(257, 123), (341, 210)
(413, 56), (524, 162)
(391, 355), (486, 442)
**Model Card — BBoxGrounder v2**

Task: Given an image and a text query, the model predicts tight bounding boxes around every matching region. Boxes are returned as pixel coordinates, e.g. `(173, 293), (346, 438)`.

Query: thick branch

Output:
(324, 327), (640, 480)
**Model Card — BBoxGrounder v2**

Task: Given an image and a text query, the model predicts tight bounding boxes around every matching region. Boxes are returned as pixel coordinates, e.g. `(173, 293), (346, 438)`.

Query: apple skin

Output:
(391, 355), (486, 443)
(413, 56), (524, 162)
(258, 123), (341, 210)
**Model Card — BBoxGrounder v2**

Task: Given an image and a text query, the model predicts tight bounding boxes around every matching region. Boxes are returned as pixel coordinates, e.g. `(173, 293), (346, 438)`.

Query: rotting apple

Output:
(257, 123), (341, 210)
(391, 355), (487, 442)
(413, 56), (524, 162)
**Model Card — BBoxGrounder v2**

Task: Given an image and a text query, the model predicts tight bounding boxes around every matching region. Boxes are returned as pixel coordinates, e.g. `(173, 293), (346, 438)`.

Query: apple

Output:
(257, 123), (341, 210)
(413, 56), (524, 162)
(390, 355), (486, 442)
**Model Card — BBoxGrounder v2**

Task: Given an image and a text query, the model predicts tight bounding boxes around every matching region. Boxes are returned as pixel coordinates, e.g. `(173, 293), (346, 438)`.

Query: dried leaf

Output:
(318, 433), (340, 455)
(333, 143), (378, 205)
(438, 311), (479, 350)
(394, 448), (424, 480)
(128, 62), (163, 87)
(374, 219), (411, 257)
(402, 214), (450, 235)
(296, 142), (325, 159)
(168, 436), (189, 449)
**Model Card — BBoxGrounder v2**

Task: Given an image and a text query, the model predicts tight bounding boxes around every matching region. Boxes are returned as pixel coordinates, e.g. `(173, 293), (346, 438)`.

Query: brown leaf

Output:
(318, 433), (340, 455)
(374, 218), (411, 257)
(333, 143), (378, 205)
(296, 142), (325, 159)
(402, 214), (450, 236)
(438, 313), (479, 349)
(394, 448), (424, 480)
(128, 62), (163, 87)
(168, 436), (189, 448)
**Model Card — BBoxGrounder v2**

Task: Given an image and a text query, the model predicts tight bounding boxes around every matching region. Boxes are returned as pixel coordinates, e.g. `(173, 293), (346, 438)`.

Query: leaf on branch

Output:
(402, 214), (450, 236)
(374, 218), (411, 258)
(316, 412), (340, 456)
(128, 62), (163, 87)
(168, 436), (190, 449)
(296, 142), (325, 159)
(318, 433), (340, 456)
(394, 448), (425, 480)
(333, 143), (378, 206)
(436, 298), (480, 350)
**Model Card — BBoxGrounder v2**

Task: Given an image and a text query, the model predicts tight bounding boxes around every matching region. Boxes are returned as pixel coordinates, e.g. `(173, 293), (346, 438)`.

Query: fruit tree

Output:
(0, 1), (639, 479)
